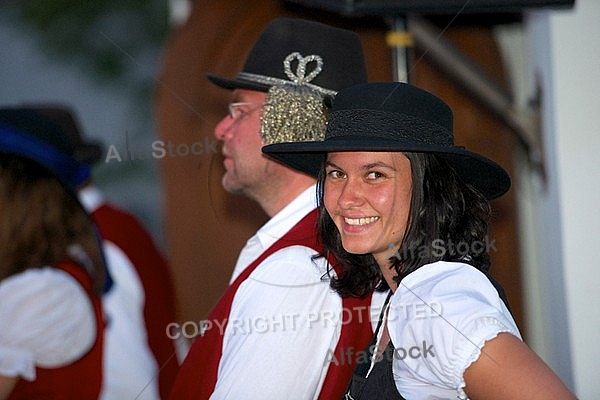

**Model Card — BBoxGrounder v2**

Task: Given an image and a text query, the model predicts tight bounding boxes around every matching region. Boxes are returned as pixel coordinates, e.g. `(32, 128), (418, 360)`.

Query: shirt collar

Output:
(254, 184), (318, 251)
(77, 184), (105, 213)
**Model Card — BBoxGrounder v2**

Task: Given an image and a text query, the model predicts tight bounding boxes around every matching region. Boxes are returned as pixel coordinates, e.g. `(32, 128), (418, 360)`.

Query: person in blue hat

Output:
(20, 105), (181, 400)
(0, 109), (106, 399)
(264, 81), (576, 399)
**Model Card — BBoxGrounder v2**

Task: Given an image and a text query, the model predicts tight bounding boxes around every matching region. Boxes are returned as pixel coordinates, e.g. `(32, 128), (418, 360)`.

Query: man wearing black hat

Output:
(169, 18), (384, 399)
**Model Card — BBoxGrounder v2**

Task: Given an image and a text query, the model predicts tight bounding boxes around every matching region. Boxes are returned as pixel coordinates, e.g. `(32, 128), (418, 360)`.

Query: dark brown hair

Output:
(0, 154), (105, 294)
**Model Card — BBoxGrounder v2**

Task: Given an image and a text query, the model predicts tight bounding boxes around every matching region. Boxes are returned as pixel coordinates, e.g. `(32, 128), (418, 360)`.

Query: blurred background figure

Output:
(0, 109), (106, 399)
(6, 106), (181, 399)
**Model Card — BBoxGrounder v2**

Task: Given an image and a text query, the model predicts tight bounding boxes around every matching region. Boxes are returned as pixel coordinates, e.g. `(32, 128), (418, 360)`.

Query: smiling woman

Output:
(263, 81), (576, 400)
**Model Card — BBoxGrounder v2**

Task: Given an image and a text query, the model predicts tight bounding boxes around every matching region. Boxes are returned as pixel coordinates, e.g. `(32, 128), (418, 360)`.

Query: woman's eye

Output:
(366, 171), (384, 180)
(326, 169), (345, 179)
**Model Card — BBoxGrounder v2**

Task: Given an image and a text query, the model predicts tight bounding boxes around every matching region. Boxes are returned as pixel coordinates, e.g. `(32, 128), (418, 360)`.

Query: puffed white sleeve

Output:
(0, 267), (97, 381)
(387, 261), (522, 400)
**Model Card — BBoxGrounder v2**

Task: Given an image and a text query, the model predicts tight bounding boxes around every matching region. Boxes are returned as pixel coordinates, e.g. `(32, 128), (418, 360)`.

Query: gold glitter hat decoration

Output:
(260, 52), (331, 144)
(206, 17), (368, 144)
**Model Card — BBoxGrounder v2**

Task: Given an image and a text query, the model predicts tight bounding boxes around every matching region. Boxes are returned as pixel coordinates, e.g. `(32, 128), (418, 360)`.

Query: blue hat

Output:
(0, 108), (91, 190)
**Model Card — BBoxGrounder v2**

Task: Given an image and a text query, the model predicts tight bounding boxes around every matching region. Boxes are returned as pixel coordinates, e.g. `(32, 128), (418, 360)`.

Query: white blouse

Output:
(386, 261), (521, 400)
(0, 267), (96, 381)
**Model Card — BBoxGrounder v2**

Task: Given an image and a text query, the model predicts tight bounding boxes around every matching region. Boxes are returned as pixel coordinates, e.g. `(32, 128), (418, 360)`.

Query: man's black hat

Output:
(206, 17), (368, 97)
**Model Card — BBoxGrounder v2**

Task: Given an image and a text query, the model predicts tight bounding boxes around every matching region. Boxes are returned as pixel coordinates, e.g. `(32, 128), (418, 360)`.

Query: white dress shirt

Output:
(211, 186), (353, 399)
(79, 186), (160, 400)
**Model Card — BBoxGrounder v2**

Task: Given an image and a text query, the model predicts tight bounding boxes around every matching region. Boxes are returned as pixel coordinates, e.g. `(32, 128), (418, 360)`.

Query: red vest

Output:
(8, 262), (104, 400)
(91, 202), (179, 399)
(169, 209), (374, 399)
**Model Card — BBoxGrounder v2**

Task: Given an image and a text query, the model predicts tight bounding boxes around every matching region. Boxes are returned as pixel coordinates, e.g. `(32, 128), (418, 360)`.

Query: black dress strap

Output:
(343, 292), (406, 400)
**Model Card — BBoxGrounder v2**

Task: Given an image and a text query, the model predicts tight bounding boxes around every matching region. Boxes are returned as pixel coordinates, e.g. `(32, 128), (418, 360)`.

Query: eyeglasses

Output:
(227, 102), (266, 120)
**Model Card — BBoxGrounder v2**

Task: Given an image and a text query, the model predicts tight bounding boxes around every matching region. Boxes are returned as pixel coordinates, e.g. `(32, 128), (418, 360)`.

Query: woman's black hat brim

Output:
(262, 137), (511, 200)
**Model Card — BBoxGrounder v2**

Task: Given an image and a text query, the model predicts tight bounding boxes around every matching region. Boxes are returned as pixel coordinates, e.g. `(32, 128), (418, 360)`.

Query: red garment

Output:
(91, 202), (179, 399)
(169, 209), (374, 399)
(8, 262), (104, 400)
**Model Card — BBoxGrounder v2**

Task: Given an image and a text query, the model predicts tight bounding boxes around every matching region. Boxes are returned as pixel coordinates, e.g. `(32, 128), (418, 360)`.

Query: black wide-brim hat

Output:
(263, 82), (511, 200)
(206, 17), (368, 97)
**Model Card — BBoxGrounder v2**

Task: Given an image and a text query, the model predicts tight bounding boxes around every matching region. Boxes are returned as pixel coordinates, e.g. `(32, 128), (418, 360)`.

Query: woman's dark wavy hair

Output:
(317, 152), (493, 298)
